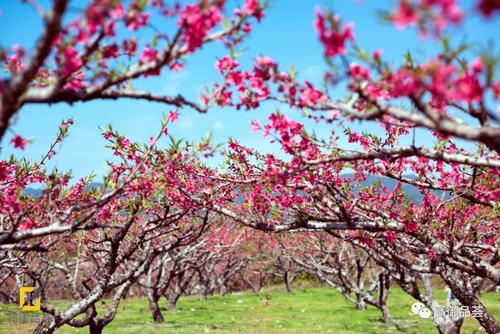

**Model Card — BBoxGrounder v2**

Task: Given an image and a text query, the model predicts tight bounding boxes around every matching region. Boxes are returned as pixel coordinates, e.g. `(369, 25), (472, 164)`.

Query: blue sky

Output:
(0, 0), (498, 179)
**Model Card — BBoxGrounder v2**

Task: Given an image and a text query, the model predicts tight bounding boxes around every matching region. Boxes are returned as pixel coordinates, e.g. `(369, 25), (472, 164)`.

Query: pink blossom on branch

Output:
(392, 1), (419, 29)
(477, 0), (500, 17)
(178, 1), (223, 52)
(238, 0), (265, 21)
(215, 56), (240, 74)
(10, 135), (28, 150)
(139, 46), (159, 63)
(59, 46), (83, 77)
(314, 9), (354, 57)
(454, 72), (484, 104)
(169, 110), (179, 122)
(390, 0), (463, 36)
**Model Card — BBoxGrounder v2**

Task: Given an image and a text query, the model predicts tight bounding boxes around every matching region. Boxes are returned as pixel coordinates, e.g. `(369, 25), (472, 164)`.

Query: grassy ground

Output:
(0, 287), (498, 334)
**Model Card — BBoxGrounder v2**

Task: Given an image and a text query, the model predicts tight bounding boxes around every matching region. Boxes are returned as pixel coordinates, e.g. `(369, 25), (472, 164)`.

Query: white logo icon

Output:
(411, 302), (432, 319)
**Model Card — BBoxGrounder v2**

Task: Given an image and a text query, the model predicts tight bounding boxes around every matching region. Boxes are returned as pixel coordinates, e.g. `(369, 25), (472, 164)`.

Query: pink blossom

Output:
(104, 21), (116, 37)
(170, 63), (184, 71)
(125, 8), (151, 31)
(392, 1), (419, 29)
(328, 109), (340, 119)
(64, 71), (88, 91)
(149, 137), (158, 146)
(454, 73), (483, 103)
(110, 3), (125, 19)
(139, 46), (158, 63)
(423, 60), (456, 104)
(242, 0), (258, 15)
(492, 81), (500, 98)
(103, 131), (113, 140)
(103, 44), (119, 58)
(373, 49), (384, 60)
(122, 38), (137, 56)
(428, 248), (436, 260)
(240, 0), (264, 21)
(268, 113), (303, 152)
(60, 46), (82, 77)
(75, 27), (90, 44)
(404, 221), (419, 232)
(298, 82), (325, 107)
(178, 2), (222, 52)
(385, 231), (397, 243)
(471, 57), (485, 73)
(215, 56), (240, 74)
(348, 63), (370, 80)
(5, 45), (25, 73)
(477, 0), (500, 17)
(421, 0), (463, 24)
(19, 218), (34, 231)
(243, 22), (252, 33)
(315, 10), (354, 57)
(10, 135), (28, 150)
(169, 110), (179, 122)
(255, 56), (277, 70)
(250, 120), (261, 133)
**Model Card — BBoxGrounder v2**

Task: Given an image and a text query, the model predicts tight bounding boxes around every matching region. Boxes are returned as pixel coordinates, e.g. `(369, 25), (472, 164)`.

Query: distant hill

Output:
(23, 182), (104, 199)
(23, 177), (444, 203)
(351, 174), (425, 202)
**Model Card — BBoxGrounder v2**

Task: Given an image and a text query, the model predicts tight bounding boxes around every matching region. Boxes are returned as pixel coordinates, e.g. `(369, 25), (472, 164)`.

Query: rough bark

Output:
(167, 293), (180, 312)
(450, 287), (499, 334)
(378, 272), (392, 323)
(436, 322), (462, 334)
(284, 272), (293, 293)
(89, 320), (103, 334)
(355, 293), (366, 310)
(147, 294), (164, 323)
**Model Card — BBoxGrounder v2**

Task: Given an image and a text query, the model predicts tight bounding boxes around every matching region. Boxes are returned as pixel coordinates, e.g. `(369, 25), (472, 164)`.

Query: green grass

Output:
(1, 287), (498, 334)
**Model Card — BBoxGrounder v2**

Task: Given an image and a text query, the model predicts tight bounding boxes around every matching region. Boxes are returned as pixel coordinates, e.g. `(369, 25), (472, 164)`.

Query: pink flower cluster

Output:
(179, 1), (222, 52)
(59, 46), (82, 77)
(391, 0), (463, 36)
(216, 56), (240, 74)
(314, 9), (354, 57)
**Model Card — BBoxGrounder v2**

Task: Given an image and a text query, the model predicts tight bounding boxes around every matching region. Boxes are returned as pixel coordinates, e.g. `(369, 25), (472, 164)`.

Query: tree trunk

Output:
(436, 321), (462, 334)
(444, 277), (500, 334)
(147, 293), (164, 323)
(257, 272), (266, 292)
(89, 320), (103, 334)
(167, 301), (176, 312)
(200, 284), (208, 300)
(33, 323), (54, 334)
(381, 304), (392, 323)
(454, 292), (499, 334)
(167, 294), (179, 312)
(378, 272), (392, 323)
(220, 283), (229, 296)
(355, 293), (366, 310)
(284, 272), (293, 293)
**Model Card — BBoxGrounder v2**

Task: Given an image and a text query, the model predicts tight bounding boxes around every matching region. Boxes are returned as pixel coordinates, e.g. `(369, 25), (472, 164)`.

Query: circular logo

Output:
(411, 302), (432, 319)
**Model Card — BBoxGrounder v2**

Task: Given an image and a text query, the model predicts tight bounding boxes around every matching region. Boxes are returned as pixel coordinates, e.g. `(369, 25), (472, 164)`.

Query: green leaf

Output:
(136, 0), (147, 11)
(289, 64), (296, 81)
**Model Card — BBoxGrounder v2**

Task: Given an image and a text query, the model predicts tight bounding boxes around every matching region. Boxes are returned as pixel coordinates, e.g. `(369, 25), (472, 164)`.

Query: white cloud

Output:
(213, 121), (224, 130)
(301, 65), (324, 84)
(177, 115), (194, 130)
(160, 70), (190, 96)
